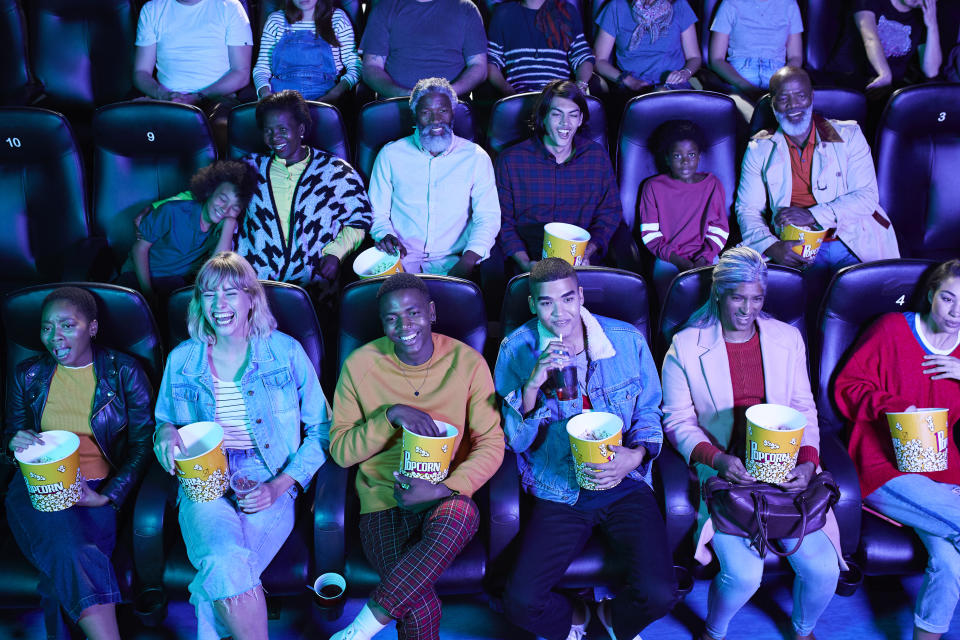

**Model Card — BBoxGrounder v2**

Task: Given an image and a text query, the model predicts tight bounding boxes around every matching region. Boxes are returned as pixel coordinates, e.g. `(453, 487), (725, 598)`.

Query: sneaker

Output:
(565, 601), (591, 640)
(596, 600), (642, 640)
(329, 626), (360, 640)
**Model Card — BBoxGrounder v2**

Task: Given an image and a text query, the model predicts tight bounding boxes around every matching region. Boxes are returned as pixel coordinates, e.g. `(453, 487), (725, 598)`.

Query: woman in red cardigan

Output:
(835, 259), (960, 640)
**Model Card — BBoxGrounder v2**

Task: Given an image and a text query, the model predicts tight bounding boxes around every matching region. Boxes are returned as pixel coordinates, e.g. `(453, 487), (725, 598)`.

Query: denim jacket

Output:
(494, 308), (663, 504)
(154, 331), (330, 491)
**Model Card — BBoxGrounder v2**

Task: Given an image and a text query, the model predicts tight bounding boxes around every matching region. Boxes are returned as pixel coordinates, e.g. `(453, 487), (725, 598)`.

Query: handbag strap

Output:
(752, 491), (809, 558)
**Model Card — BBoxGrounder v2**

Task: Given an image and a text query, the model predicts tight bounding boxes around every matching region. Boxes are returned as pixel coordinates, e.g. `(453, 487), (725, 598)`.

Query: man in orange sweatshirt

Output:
(329, 272), (504, 640)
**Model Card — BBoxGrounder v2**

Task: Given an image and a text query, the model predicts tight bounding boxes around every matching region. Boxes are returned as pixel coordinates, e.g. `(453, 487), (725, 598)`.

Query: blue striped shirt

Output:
(487, 2), (594, 91)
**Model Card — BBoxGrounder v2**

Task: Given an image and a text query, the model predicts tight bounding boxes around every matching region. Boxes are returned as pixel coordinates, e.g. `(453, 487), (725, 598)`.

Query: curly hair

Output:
(188, 161), (259, 211)
(530, 80), (589, 140)
(42, 286), (98, 323)
(409, 77), (458, 113)
(187, 252), (277, 345)
(255, 89), (313, 133)
(376, 272), (431, 301)
(284, 0), (340, 47)
(654, 119), (706, 158)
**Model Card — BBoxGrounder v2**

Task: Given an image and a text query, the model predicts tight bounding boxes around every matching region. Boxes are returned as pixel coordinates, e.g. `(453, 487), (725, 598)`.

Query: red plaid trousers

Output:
(358, 494), (479, 640)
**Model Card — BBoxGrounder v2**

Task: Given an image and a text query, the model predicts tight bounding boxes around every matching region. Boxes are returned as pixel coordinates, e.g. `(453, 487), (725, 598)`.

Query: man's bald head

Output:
(769, 66), (812, 100)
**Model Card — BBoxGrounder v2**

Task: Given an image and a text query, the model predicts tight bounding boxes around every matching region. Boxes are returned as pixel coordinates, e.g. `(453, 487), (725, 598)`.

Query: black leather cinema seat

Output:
(616, 91), (739, 234)
(227, 100), (351, 162)
(328, 275), (511, 595)
(0, 0), (38, 105)
(0, 282), (162, 637)
(817, 259), (938, 575)
(27, 0), (135, 111)
(875, 83), (960, 260)
(133, 280), (331, 620)
(354, 96), (477, 183)
(91, 101), (216, 274)
(486, 91), (608, 157)
(749, 87), (869, 137)
(0, 107), (111, 292)
(804, 0), (848, 75)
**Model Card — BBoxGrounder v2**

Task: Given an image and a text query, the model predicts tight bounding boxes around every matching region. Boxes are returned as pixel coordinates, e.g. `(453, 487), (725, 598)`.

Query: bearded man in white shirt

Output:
(370, 77), (501, 278)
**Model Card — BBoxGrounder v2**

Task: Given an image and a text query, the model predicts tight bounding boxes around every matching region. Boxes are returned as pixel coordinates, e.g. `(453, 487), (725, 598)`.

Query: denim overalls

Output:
(270, 28), (338, 99)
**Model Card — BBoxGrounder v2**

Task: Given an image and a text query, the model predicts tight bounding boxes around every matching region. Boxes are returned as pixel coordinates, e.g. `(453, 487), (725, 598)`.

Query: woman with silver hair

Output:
(660, 247), (843, 640)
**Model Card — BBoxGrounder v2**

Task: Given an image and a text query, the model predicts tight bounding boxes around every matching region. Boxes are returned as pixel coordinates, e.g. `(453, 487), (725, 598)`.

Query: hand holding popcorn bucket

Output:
(353, 247), (404, 279)
(566, 412), (624, 490)
(14, 430), (83, 512)
(399, 421), (458, 484)
(780, 224), (827, 261)
(542, 223), (590, 266)
(886, 408), (948, 472)
(744, 404), (806, 484)
(174, 421), (229, 502)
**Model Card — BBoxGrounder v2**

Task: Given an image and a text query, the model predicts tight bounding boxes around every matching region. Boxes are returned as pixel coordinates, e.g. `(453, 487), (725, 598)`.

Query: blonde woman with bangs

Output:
(153, 252), (330, 640)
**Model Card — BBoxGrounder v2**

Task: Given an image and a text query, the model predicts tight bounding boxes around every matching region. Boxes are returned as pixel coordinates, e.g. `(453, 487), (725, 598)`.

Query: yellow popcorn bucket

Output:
(400, 421), (458, 484)
(886, 408), (949, 472)
(745, 404), (806, 484)
(566, 412), (623, 490)
(14, 430), (83, 512)
(542, 223), (590, 266)
(174, 422), (229, 503)
(353, 247), (404, 278)
(780, 224), (828, 261)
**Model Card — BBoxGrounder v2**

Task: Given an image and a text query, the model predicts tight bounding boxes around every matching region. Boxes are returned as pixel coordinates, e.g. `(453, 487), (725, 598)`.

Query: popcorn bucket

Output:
(174, 422), (229, 502)
(780, 224), (827, 261)
(542, 223), (590, 266)
(353, 247), (404, 278)
(14, 430), (83, 512)
(886, 408), (949, 472)
(400, 421), (458, 484)
(566, 412), (623, 490)
(745, 404), (806, 484)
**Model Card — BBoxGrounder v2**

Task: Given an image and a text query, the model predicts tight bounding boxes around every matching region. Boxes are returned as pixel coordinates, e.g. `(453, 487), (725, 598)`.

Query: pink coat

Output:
(660, 315), (845, 568)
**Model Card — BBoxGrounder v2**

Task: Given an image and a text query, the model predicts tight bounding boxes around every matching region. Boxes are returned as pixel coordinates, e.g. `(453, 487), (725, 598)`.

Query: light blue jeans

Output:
(706, 529), (839, 638)
(728, 57), (782, 89)
(179, 449), (296, 640)
(866, 474), (960, 634)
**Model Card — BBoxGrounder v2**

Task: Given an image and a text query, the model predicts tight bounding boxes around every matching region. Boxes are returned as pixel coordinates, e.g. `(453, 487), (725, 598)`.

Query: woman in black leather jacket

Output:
(3, 287), (154, 640)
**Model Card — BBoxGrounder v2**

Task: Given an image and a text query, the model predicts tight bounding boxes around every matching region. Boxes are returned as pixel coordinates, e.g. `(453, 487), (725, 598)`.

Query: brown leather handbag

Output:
(703, 472), (840, 558)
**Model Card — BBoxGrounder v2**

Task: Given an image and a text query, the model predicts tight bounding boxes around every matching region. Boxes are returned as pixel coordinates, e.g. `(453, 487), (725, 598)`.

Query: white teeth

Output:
(399, 333), (417, 343)
(212, 311), (234, 326)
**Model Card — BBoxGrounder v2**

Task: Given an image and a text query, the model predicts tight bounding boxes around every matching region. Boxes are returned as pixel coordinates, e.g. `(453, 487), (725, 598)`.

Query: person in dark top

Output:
(829, 0), (942, 92)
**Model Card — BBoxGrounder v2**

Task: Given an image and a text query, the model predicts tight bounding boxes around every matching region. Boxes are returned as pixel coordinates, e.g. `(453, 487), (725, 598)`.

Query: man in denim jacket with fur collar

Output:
(494, 258), (677, 640)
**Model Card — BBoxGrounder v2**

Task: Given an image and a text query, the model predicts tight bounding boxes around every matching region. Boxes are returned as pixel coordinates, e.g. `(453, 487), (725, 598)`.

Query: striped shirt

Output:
(213, 376), (255, 449)
(253, 9), (362, 91)
(487, 2), (594, 91)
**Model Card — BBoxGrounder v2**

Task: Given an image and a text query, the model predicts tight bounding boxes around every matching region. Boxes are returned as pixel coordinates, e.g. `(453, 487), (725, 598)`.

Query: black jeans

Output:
(503, 482), (677, 640)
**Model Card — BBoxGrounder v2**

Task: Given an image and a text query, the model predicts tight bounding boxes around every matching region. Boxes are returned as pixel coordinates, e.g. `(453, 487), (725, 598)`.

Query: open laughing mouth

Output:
(398, 331), (419, 344)
(212, 311), (235, 327)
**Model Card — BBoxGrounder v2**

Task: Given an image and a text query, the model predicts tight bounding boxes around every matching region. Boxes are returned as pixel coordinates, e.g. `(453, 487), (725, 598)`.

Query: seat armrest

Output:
(487, 450), (520, 564)
(606, 223), (643, 273)
(820, 432), (862, 557)
(655, 445), (699, 558)
(313, 461), (348, 576)
(132, 460), (178, 588)
(60, 236), (114, 282)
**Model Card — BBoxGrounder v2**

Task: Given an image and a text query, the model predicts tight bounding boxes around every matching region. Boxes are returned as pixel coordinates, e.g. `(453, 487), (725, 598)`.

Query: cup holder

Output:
(134, 586), (168, 627)
(835, 559), (864, 597)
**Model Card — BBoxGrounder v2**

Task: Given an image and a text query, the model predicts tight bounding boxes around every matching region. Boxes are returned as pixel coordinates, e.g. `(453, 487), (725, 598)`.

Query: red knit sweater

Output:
(834, 313), (960, 498)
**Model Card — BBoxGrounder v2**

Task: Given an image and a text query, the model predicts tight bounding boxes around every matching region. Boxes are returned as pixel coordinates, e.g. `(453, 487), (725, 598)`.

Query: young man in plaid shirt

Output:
(329, 273), (504, 640)
(494, 80), (624, 273)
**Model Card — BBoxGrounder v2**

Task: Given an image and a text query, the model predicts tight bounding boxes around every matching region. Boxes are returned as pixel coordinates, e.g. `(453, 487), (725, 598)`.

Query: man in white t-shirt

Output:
(133, 0), (253, 105)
